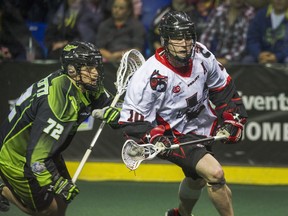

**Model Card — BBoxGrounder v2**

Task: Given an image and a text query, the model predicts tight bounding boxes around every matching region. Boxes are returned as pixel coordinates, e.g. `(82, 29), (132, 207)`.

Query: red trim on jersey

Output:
(207, 101), (218, 135)
(210, 119), (218, 135)
(231, 97), (242, 102)
(156, 114), (185, 136)
(210, 76), (232, 92)
(172, 130), (184, 136)
(156, 114), (172, 131)
(156, 113), (217, 138)
(215, 103), (227, 110)
(155, 48), (192, 77)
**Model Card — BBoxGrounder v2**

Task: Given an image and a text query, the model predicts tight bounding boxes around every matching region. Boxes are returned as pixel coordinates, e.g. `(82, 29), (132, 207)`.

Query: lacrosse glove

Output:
(147, 125), (171, 156)
(53, 176), (79, 203)
(216, 111), (247, 144)
(92, 106), (121, 124)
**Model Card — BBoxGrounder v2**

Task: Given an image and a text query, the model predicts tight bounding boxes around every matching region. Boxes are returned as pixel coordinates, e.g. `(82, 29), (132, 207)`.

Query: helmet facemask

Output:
(159, 11), (197, 67)
(162, 33), (195, 67)
(69, 64), (103, 92)
(61, 41), (104, 93)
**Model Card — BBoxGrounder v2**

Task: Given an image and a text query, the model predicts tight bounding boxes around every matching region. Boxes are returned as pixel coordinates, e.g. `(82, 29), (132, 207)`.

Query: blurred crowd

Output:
(2, 0), (288, 65)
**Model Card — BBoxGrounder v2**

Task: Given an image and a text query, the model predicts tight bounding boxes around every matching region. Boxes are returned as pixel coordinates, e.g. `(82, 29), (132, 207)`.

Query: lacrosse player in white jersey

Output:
(119, 10), (248, 216)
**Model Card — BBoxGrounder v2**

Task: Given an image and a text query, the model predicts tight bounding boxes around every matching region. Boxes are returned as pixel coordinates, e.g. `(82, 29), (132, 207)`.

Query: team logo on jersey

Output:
(31, 161), (47, 174)
(150, 70), (167, 92)
(172, 85), (181, 93)
(176, 86), (209, 121)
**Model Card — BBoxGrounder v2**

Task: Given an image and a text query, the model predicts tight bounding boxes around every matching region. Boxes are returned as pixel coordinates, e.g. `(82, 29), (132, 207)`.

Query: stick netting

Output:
(115, 49), (145, 95)
(121, 140), (166, 171)
(121, 140), (147, 170)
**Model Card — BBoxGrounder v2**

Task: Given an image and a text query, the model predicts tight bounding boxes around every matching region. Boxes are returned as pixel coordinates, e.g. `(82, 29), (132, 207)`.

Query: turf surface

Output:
(6, 181), (288, 216)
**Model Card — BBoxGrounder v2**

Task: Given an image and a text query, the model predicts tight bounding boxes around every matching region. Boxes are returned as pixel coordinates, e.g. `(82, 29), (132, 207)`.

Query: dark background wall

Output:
(1, 61), (288, 166)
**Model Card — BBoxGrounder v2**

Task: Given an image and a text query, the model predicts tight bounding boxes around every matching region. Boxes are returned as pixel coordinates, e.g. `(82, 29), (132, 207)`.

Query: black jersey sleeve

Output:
(209, 77), (248, 123)
(120, 121), (154, 143)
(89, 88), (112, 109)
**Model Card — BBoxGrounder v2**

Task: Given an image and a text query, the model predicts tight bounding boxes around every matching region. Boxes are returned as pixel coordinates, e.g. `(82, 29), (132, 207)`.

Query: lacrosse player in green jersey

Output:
(0, 41), (120, 215)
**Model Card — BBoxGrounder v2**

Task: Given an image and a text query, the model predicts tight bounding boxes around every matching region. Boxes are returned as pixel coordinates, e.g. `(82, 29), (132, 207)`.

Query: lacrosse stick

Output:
(121, 135), (227, 171)
(72, 49), (145, 183)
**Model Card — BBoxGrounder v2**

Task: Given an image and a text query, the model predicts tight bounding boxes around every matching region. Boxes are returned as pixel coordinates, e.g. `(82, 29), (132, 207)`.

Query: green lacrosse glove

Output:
(53, 177), (79, 203)
(92, 106), (121, 123)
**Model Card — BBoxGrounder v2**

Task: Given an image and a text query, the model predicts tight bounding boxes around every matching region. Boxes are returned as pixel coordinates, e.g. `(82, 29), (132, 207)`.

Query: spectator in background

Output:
(188, 0), (223, 5)
(200, 0), (254, 66)
(44, 0), (83, 59)
(10, 0), (62, 23)
(103, 0), (143, 19)
(45, 0), (106, 59)
(149, 0), (215, 55)
(0, 3), (25, 61)
(242, 0), (288, 64)
(77, 0), (104, 43)
(132, 0), (143, 19)
(140, 0), (171, 30)
(0, 1), (44, 61)
(192, 0), (217, 37)
(96, 0), (146, 63)
(245, 0), (269, 11)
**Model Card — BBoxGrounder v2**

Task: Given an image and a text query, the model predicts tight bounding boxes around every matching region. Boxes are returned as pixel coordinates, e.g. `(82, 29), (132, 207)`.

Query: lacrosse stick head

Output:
(121, 139), (166, 171)
(115, 49), (145, 96)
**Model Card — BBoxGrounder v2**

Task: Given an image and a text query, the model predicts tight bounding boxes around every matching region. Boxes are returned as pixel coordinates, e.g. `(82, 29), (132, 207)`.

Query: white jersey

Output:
(119, 43), (230, 136)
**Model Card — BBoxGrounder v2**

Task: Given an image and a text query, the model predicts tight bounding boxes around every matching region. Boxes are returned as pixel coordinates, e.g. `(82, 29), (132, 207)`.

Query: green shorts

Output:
(0, 163), (54, 211)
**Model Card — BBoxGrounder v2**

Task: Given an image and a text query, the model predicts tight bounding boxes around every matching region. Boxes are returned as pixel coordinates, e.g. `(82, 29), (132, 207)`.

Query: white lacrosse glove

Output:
(92, 106), (121, 124)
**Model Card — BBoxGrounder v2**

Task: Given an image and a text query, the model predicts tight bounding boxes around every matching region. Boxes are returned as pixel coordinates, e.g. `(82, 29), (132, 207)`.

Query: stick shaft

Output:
(73, 49), (144, 182)
(170, 135), (226, 149)
(72, 93), (121, 183)
(72, 149), (92, 183)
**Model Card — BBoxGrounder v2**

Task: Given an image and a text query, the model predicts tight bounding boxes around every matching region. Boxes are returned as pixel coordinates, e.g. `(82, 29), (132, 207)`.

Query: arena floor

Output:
(7, 181), (288, 216)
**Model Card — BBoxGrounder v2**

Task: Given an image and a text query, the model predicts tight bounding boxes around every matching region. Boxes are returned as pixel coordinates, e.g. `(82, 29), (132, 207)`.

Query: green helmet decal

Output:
(63, 44), (78, 52)
(60, 41), (104, 93)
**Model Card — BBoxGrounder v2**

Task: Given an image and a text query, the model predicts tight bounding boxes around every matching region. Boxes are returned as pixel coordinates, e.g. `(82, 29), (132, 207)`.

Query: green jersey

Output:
(0, 70), (110, 187)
